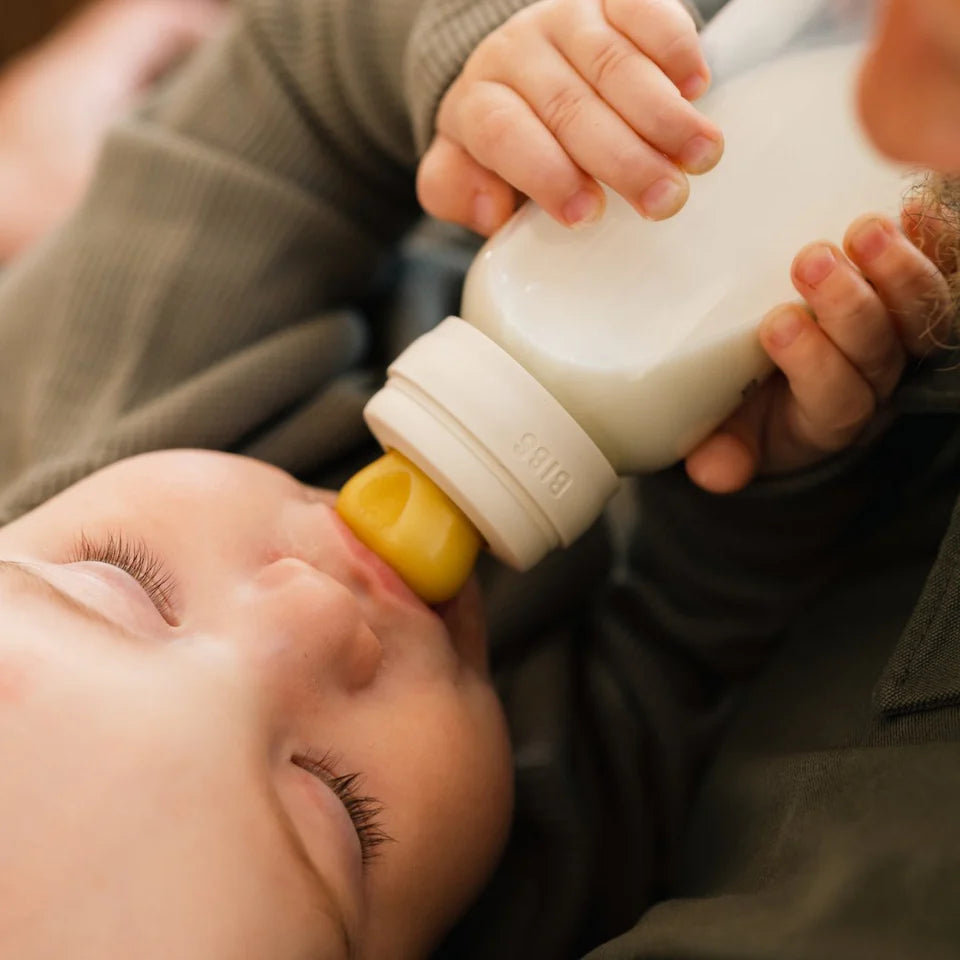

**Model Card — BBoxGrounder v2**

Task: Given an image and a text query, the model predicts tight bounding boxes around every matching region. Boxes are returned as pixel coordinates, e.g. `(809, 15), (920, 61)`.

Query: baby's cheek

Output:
(0, 637), (41, 707)
(0, 659), (28, 706)
(417, 685), (513, 844)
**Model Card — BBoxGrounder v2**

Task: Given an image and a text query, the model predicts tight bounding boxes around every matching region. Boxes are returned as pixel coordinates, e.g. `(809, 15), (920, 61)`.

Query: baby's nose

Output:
(251, 557), (382, 694)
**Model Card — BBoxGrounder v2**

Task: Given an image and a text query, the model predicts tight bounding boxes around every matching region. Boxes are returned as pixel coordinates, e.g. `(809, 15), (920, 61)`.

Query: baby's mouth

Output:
(326, 506), (434, 614)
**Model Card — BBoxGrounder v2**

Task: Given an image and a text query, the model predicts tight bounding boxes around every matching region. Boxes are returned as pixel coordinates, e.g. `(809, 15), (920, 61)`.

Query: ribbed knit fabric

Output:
(0, 0), (537, 522)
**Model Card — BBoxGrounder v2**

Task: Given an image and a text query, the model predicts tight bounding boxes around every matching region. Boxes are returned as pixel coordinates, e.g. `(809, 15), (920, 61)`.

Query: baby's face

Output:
(0, 451), (512, 959)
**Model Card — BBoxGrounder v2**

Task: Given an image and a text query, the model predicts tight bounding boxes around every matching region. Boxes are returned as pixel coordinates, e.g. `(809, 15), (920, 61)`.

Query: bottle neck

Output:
(363, 317), (619, 570)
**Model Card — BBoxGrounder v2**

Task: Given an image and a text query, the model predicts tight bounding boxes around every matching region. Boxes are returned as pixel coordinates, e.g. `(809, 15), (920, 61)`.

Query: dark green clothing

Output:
(584, 396), (960, 959)
(2, 0), (960, 956)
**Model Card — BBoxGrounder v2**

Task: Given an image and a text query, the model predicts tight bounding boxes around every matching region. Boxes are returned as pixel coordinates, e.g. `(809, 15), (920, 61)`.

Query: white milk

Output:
(461, 42), (912, 471)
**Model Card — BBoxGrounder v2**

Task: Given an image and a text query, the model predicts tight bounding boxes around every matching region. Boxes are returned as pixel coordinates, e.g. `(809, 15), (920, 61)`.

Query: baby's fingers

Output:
(684, 398), (766, 494)
(603, 0), (709, 98)
(418, 135), (519, 235)
(843, 214), (954, 355)
(790, 241), (906, 402)
(436, 76), (607, 227)
(758, 304), (877, 462)
(545, 0), (724, 179)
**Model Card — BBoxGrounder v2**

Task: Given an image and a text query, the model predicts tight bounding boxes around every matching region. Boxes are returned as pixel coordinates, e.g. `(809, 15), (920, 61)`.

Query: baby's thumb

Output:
(417, 134), (518, 236)
(684, 397), (766, 494)
(685, 431), (758, 494)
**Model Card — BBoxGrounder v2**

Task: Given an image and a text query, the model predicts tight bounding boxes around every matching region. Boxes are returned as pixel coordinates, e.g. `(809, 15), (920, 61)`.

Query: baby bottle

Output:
(338, 0), (913, 603)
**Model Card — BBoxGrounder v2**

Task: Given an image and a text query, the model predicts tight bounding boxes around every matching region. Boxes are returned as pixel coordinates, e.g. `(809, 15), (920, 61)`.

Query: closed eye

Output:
(69, 532), (179, 625)
(292, 752), (392, 865)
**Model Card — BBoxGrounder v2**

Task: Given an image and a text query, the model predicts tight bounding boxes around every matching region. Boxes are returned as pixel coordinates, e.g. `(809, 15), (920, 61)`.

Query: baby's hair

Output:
(902, 173), (960, 361)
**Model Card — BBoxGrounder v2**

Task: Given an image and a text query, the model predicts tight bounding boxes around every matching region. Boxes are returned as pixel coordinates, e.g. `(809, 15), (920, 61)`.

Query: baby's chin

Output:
(435, 576), (489, 677)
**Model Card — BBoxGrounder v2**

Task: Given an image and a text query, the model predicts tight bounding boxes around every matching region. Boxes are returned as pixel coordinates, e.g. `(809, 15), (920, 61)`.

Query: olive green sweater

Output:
(3, 0), (960, 957)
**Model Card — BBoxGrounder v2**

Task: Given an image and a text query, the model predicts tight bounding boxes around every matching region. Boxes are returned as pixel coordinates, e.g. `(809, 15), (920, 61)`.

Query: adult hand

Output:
(0, 0), (228, 261)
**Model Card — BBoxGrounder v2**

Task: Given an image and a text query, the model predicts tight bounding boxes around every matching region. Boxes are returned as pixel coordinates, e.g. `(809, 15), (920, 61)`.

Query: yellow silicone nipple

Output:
(336, 451), (482, 604)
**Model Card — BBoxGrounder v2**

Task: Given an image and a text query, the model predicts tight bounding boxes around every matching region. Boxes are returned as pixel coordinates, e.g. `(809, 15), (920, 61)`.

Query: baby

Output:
(0, 0), (952, 957)
(0, 448), (513, 958)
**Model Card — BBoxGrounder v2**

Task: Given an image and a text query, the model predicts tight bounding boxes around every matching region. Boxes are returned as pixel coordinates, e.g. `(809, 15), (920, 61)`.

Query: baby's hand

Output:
(417, 0), (722, 235)
(685, 206), (956, 494)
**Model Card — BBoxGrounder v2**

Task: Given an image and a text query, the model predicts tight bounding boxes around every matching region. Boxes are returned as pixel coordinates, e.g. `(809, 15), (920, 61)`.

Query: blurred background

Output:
(3, 0), (79, 61)
(0, 0), (226, 261)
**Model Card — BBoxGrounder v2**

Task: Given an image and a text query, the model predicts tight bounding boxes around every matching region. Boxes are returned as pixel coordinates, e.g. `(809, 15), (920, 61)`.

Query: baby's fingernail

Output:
(562, 189), (603, 227)
(680, 71), (710, 100)
(679, 134), (724, 174)
(641, 177), (688, 220)
(765, 307), (805, 349)
(472, 193), (500, 235)
(796, 245), (836, 288)
(849, 218), (892, 262)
